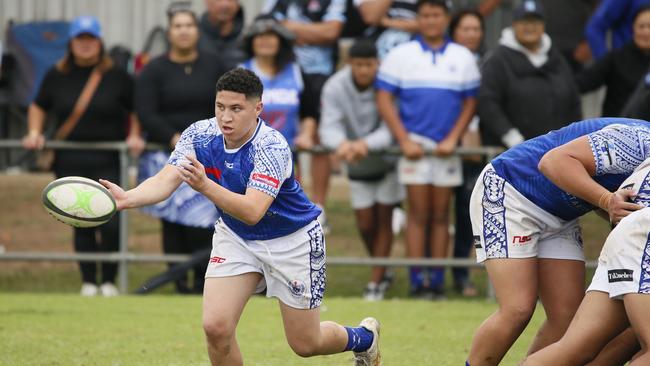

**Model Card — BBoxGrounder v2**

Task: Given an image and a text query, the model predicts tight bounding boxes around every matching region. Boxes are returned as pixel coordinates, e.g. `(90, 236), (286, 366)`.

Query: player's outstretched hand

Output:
(608, 189), (642, 224)
(99, 179), (129, 210)
(179, 155), (210, 193)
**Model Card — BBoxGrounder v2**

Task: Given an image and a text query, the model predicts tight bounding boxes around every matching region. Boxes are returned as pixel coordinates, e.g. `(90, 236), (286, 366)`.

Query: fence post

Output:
(117, 144), (130, 294)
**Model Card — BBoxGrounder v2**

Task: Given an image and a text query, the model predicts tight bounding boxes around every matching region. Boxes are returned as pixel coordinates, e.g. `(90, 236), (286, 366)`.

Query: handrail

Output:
(0, 139), (510, 296)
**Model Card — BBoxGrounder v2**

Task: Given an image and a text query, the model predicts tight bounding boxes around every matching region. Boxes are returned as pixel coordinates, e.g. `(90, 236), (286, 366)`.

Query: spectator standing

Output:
(449, 8), (484, 297)
(198, 0), (246, 70)
(22, 16), (143, 297)
(376, 0), (480, 298)
(479, 0), (581, 149)
(269, 0), (347, 233)
(319, 39), (402, 301)
(576, 6), (650, 117)
(586, 0), (650, 60)
(354, 0), (418, 58)
(539, 0), (597, 73)
(240, 16), (314, 152)
(136, 6), (225, 294)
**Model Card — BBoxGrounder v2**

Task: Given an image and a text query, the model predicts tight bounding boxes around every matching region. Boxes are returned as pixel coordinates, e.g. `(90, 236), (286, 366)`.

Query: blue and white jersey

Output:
(492, 118), (650, 221)
(375, 35), (480, 142)
(241, 59), (303, 144)
(168, 118), (321, 240)
(271, 0), (346, 76)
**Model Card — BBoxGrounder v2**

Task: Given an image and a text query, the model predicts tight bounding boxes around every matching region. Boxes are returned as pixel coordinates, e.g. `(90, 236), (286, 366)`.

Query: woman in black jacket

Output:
(478, 5), (581, 149)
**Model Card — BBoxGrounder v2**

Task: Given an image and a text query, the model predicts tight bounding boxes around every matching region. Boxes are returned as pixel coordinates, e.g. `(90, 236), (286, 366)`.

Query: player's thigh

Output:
(559, 291), (628, 355)
(202, 273), (263, 331)
(485, 258), (538, 312)
(278, 302), (322, 343)
(537, 258), (585, 318)
(624, 294), (650, 346)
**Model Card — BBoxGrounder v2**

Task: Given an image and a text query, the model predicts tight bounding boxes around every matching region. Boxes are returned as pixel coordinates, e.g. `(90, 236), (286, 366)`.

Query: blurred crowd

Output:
(3, 0), (650, 299)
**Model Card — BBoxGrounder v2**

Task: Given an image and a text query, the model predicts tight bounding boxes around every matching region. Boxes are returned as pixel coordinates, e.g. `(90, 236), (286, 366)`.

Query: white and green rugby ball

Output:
(42, 176), (116, 228)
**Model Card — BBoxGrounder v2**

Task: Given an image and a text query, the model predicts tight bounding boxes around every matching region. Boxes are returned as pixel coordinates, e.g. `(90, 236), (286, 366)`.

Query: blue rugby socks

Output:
(344, 326), (374, 352)
(409, 267), (425, 289)
(429, 267), (445, 289)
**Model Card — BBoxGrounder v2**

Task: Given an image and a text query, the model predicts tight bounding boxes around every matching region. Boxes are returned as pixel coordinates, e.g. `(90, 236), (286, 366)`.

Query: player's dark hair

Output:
(416, 0), (450, 13)
(216, 68), (264, 100)
(348, 38), (378, 59)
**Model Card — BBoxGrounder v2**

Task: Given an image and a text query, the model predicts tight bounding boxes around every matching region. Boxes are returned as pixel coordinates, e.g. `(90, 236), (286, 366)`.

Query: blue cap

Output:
(69, 16), (102, 39)
(513, 0), (544, 21)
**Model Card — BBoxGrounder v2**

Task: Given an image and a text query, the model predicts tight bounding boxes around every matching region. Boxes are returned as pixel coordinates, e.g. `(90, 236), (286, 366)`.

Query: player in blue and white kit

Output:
(100, 69), (380, 366)
(467, 118), (650, 365)
(523, 158), (650, 365)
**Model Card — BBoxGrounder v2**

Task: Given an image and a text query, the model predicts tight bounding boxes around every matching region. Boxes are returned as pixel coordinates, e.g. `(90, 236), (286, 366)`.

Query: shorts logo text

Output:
(512, 235), (532, 245)
(608, 269), (633, 283)
(209, 256), (226, 264)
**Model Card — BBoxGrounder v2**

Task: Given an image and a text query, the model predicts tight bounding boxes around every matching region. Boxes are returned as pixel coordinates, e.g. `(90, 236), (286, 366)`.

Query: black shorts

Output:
(302, 73), (329, 123)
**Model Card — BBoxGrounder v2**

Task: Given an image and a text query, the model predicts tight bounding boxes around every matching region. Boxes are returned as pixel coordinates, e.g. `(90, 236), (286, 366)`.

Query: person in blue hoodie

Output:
(585, 0), (650, 59)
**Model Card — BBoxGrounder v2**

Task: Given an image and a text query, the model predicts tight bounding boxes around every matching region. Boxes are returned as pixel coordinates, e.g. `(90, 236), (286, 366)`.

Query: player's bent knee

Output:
(501, 302), (536, 325)
(203, 318), (236, 343)
(287, 339), (320, 358)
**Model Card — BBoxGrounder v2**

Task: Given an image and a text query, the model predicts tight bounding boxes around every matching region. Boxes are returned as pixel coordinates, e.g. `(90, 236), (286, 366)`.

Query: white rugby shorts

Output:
(470, 164), (585, 262)
(349, 171), (404, 209)
(205, 219), (326, 309)
(587, 208), (650, 298)
(397, 133), (463, 187)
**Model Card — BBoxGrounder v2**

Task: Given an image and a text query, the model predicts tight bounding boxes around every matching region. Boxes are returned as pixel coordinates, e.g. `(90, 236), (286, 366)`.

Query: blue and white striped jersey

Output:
(375, 35), (480, 142)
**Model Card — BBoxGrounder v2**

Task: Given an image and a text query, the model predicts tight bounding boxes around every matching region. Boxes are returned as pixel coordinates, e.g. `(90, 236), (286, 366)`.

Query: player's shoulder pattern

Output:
(589, 123), (650, 175)
(169, 118), (220, 166)
(247, 123), (292, 197)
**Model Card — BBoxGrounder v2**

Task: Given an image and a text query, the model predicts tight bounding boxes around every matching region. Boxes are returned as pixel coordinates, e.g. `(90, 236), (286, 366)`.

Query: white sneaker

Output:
(99, 282), (120, 297)
(363, 282), (384, 302)
(80, 283), (99, 297)
(353, 317), (381, 366)
(391, 207), (406, 235)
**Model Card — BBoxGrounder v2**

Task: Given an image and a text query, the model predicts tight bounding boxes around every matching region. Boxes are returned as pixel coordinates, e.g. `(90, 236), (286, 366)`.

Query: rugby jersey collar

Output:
(415, 34), (450, 56)
(223, 118), (264, 153)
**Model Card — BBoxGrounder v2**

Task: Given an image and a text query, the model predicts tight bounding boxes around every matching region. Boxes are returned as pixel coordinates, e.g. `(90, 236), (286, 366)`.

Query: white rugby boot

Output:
(353, 317), (381, 366)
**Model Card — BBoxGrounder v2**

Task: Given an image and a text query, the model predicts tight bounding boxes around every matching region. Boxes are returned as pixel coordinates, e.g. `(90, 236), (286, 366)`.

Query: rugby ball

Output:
(42, 176), (116, 228)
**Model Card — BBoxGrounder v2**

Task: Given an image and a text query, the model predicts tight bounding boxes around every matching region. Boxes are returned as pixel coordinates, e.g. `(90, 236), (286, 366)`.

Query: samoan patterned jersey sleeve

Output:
(168, 119), (218, 167)
(587, 124), (650, 176)
(247, 131), (292, 198)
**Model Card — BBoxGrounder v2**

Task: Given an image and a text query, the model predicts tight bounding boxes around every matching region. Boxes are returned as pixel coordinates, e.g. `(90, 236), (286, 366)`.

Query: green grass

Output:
(0, 294), (546, 366)
(0, 174), (611, 365)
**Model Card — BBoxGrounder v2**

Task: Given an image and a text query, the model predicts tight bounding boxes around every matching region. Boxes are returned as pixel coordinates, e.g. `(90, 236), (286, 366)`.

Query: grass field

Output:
(0, 294), (547, 366)
(0, 173), (611, 365)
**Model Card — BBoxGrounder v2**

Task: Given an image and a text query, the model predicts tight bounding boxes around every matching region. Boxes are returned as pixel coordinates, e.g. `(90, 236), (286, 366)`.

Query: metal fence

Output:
(0, 140), (598, 297)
